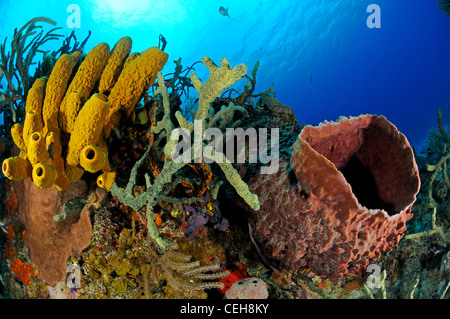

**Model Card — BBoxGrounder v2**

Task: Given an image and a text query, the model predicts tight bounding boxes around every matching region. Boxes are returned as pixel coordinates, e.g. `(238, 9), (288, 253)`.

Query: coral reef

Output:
(77, 221), (150, 299)
(1, 27), (240, 295)
(2, 16), (449, 302)
(110, 61), (260, 251)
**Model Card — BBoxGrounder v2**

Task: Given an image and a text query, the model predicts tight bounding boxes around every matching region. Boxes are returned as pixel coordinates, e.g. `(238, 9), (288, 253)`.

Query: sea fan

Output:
(425, 108), (450, 155)
(439, 0), (450, 17)
(426, 127), (449, 155)
(144, 247), (229, 298)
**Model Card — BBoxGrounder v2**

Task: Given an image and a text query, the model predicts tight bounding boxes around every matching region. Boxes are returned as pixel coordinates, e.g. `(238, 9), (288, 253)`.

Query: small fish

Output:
(219, 6), (230, 18)
(308, 72), (312, 84)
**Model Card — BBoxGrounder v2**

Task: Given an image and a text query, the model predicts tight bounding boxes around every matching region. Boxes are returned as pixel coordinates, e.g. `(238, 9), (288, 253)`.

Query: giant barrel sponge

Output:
(245, 114), (421, 281)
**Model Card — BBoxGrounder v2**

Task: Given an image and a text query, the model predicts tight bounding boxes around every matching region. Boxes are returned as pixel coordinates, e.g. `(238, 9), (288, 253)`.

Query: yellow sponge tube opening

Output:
(80, 144), (107, 173)
(28, 132), (48, 166)
(32, 162), (57, 189)
(97, 171), (116, 191)
(2, 156), (32, 180)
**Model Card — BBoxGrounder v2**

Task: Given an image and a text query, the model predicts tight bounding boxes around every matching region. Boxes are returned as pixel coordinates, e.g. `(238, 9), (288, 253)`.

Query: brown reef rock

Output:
(15, 178), (91, 286)
(246, 114), (420, 281)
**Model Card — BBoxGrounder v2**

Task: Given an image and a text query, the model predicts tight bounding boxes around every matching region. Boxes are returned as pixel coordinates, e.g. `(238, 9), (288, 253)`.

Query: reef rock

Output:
(246, 114), (420, 281)
(224, 277), (269, 299)
(14, 178), (91, 286)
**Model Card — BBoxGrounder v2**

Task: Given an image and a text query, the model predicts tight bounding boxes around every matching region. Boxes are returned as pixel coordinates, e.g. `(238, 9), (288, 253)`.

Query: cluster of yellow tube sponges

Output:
(2, 36), (169, 191)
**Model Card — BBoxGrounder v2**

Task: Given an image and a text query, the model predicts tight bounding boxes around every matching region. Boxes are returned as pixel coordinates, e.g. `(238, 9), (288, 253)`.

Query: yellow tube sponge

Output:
(59, 91), (84, 134)
(64, 42), (110, 99)
(99, 36), (132, 94)
(2, 156), (32, 181)
(28, 132), (48, 166)
(25, 86), (44, 114)
(123, 52), (140, 70)
(46, 131), (71, 191)
(96, 134), (111, 172)
(31, 76), (48, 90)
(65, 164), (84, 183)
(11, 124), (26, 151)
(25, 88), (44, 130)
(80, 144), (107, 173)
(18, 151), (27, 160)
(32, 162), (57, 189)
(97, 171), (116, 191)
(42, 54), (75, 136)
(23, 111), (43, 150)
(66, 93), (110, 168)
(104, 46), (168, 136)
(25, 76), (47, 131)
(59, 43), (109, 133)
(26, 77), (47, 134)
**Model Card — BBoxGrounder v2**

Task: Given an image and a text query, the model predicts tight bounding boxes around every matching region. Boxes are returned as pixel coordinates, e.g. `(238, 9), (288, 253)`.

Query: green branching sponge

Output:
(191, 56), (247, 122)
(217, 153), (260, 210)
(111, 57), (260, 250)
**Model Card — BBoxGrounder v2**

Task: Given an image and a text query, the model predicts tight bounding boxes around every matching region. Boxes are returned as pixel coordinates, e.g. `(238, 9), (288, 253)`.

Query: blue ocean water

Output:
(1, 0), (449, 150)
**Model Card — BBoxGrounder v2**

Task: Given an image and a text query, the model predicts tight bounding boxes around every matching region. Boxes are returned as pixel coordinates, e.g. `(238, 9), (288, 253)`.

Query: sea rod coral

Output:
(0, 17), (63, 123)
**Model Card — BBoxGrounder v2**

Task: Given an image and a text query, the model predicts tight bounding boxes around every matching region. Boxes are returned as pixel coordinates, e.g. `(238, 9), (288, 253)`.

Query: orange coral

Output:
(154, 213), (162, 227)
(218, 266), (247, 295)
(10, 258), (36, 285)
